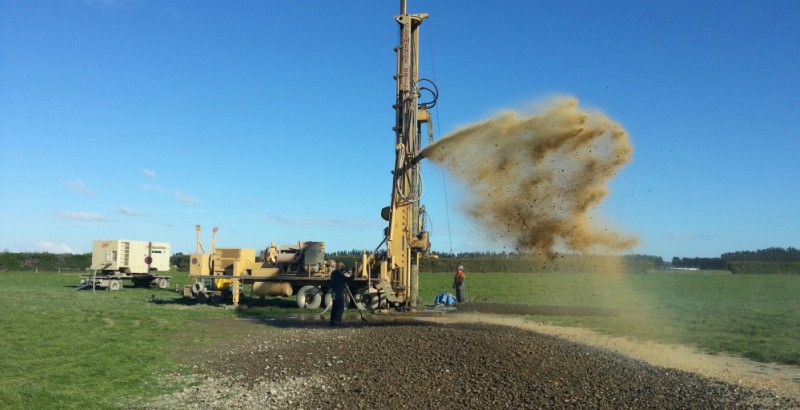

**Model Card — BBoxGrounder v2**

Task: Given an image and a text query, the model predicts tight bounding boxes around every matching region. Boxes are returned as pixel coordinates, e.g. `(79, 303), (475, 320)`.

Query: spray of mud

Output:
(422, 96), (639, 260)
(422, 97), (675, 345)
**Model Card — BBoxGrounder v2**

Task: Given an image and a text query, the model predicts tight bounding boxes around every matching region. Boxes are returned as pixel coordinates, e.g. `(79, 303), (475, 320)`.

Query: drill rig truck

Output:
(185, 0), (435, 311)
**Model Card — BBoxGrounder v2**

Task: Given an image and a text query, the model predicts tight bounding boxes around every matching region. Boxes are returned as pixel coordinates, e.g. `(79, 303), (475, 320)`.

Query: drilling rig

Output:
(184, 1), (437, 311)
(372, 0), (435, 310)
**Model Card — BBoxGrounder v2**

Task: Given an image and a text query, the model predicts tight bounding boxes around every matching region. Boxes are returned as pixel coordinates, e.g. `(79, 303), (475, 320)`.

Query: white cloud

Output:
(119, 206), (146, 216)
(33, 241), (82, 254)
(64, 179), (95, 196)
(174, 191), (200, 205)
(57, 211), (111, 221)
(142, 184), (200, 205)
(143, 169), (158, 179)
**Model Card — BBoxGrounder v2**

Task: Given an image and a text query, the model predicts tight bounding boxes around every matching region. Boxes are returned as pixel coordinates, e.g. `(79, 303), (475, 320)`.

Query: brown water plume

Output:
(422, 96), (638, 259)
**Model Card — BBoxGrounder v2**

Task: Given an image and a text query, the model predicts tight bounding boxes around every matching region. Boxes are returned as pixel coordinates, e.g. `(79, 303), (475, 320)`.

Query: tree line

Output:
(0, 252), (91, 272)
(2, 246), (798, 274)
(671, 247), (800, 274)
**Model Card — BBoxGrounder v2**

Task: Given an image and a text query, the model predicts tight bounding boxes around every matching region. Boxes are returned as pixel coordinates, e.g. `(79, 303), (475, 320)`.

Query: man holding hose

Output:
(330, 262), (354, 326)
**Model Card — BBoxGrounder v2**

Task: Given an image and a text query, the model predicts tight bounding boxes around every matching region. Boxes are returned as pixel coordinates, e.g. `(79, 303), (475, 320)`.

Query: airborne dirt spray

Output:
(423, 98), (678, 358)
(422, 96), (639, 260)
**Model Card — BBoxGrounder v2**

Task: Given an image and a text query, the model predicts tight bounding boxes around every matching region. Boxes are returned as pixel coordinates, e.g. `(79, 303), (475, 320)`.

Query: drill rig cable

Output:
(425, 23), (454, 254)
(417, 78), (439, 109)
(396, 98), (424, 203)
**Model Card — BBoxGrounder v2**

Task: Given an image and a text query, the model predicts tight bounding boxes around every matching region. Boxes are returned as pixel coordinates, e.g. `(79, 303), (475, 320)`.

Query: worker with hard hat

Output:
(453, 265), (466, 303)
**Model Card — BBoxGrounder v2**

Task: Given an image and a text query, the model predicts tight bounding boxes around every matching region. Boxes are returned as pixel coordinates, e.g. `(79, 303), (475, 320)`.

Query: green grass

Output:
(421, 271), (800, 365)
(0, 271), (305, 409)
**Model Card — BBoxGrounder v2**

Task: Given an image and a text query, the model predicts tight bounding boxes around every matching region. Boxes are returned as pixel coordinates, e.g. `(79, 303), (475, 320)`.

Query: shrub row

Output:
(727, 261), (800, 274)
(0, 252), (91, 272)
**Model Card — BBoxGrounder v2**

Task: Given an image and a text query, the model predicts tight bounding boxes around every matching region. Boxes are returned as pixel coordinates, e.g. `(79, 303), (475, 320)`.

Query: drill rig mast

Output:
(377, 0), (435, 309)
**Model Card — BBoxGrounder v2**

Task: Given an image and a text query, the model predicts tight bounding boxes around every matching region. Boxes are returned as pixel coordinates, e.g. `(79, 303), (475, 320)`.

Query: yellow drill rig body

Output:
(185, 1), (437, 310)
(374, 0), (435, 309)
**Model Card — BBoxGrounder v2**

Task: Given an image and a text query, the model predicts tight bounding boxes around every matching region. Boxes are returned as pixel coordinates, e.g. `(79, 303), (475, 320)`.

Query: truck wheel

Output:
(157, 278), (170, 289)
(323, 289), (348, 310)
(296, 286), (322, 309)
(109, 280), (122, 291)
(323, 289), (333, 308)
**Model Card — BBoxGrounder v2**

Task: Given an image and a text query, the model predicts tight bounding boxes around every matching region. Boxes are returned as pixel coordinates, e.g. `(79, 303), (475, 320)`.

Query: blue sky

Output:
(1, 0), (798, 260)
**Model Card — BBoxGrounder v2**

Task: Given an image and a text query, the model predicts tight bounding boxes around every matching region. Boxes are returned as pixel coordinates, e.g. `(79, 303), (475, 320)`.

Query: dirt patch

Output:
(423, 313), (800, 402)
(143, 316), (799, 409)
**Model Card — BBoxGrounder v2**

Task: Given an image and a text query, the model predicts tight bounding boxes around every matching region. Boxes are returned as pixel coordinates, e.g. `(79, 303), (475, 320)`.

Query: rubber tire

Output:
(192, 282), (206, 294)
(296, 286), (322, 309)
(324, 289), (348, 310)
(354, 287), (379, 311)
(196, 292), (209, 304)
(323, 289), (333, 308)
(109, 280), (122, 291)
(157, 278), (169, 289)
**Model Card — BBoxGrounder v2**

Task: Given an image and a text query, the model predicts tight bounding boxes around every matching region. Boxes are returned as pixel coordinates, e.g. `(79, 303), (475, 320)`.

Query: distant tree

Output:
(671, 257), (725, 269)
(722, 247), (800, 263)
(170, 253), (190, 271)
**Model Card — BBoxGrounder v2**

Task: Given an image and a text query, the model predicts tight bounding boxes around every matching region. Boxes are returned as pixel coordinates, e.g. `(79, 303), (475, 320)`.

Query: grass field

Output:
(1, 270), (798, 408)
(0, 271), (304, 409)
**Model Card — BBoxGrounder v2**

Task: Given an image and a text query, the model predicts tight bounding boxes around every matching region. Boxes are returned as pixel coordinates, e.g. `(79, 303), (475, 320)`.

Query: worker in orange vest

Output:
(453, 265), (466, 303)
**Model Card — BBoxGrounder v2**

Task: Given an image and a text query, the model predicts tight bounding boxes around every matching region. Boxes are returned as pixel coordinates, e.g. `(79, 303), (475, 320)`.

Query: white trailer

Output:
(78, 240), (172, 291)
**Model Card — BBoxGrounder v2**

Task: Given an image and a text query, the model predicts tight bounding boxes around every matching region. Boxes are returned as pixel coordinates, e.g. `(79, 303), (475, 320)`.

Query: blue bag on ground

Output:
(434, 292), (457, 306)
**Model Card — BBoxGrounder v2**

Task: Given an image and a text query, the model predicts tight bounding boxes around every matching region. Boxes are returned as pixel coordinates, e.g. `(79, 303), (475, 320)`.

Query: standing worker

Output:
(330, 262), (354, 326)
(453, 265), (466, 303)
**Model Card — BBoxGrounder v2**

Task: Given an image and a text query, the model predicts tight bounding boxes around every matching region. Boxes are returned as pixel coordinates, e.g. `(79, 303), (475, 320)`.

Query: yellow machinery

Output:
(186, 225), (356, 307)
(184, 1), (435, 311)
(371, 0), (434, 309)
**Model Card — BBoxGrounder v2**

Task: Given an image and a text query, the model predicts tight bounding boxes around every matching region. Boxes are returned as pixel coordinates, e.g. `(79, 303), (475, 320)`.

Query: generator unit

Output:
(90, 240), (171, 274)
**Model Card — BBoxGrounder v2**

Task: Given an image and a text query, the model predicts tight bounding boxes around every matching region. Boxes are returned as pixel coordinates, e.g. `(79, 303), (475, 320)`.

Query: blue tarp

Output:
(434, 292), (457, 306)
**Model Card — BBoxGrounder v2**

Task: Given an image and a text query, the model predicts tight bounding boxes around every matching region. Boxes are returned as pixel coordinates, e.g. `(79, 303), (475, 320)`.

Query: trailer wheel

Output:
(196, 292), (209, 304)
(296, 286), (322, 309)
(109, 280), (122, 291)
(157, 278), (170, 289)
(192, 282), (206, 295)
